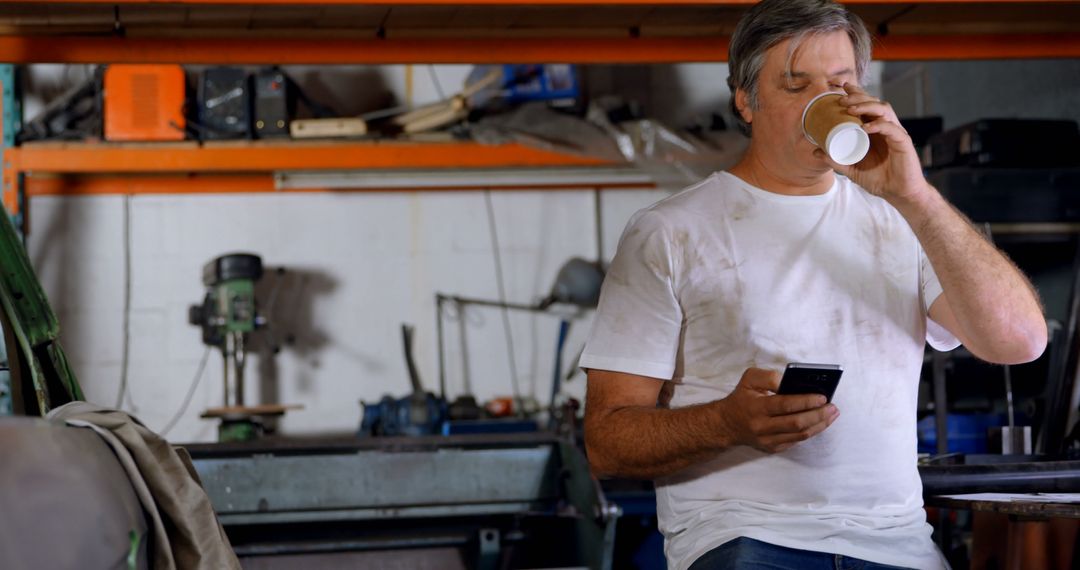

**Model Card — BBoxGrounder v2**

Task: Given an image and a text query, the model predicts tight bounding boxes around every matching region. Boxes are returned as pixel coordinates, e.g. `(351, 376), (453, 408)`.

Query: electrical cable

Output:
(427, 65), (447, 101)
(285, 73), (339, 119)
(484, 191), (524, 416)
(160, 346), (212, 437)
(114, 194), (135, 410)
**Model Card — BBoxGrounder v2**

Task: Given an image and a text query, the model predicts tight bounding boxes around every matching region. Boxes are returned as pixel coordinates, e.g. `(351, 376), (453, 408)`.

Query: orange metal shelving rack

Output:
(0, 0), (1077, 220)
(0, 0), (1076, 64)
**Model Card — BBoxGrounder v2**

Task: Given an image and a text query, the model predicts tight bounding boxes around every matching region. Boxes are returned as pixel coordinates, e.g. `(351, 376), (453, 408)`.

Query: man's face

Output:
(737, 30), (859, 179)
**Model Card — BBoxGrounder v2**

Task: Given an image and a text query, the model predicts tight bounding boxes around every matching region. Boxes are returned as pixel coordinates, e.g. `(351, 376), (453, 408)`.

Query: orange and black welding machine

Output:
(103, 64), (187, 142)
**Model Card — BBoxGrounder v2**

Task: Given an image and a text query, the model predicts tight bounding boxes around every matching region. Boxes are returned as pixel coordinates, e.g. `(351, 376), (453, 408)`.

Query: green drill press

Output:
(189, 253), (291, 442)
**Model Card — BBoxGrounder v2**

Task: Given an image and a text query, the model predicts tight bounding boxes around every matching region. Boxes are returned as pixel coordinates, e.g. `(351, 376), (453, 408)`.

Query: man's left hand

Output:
(816, 83), (930, 205)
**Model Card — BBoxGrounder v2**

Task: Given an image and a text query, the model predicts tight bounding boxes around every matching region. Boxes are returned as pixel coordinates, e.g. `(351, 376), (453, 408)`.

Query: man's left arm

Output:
(899, 190), (1046, 364)
(824, 83), (1047, 364)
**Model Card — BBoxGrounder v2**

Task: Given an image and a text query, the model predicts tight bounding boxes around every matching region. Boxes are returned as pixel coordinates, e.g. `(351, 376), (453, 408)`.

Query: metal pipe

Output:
(549, 319), (571, 428)
(234, 331), (246, 407)
(402, 324), (423, 394)
(456, 298), (472, 396)
(1004, 364), (1015, 428)
(1038, 321), (1066, 454)
(436, 294), (446, 401)
(921, 460), (1080, 496)
(594, 187), (604, 262)
(1052, 238), (1080, 454)
(223, 332), (235, 407)
(440, 294), (541, 313)
(932, 351), (949, 456)
(233, 535), (466, 556)
(231, 530), (527, 557)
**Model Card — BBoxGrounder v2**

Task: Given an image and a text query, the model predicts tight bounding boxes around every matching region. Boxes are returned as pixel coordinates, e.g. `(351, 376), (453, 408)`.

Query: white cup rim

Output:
(825, 122), (870, 165)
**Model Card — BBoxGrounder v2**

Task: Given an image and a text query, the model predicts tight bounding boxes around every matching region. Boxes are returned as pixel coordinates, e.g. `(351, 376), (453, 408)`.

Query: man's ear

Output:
(735, 88), (753, 126)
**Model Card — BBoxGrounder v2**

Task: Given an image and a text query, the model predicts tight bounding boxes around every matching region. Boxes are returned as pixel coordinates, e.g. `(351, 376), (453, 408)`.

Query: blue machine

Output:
(359, 324), (448, 436)
(917, 413), (1022, 454)
(466, 64), (580, 109)
(360, 392), (447, 437)
(500, 64), (579, 105)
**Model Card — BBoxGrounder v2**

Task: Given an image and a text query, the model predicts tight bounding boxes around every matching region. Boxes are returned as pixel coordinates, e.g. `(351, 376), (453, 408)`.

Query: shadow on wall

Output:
(282, 66), (396, 118)
(27, 192), (77, 315)
(249, 266), (337, 422)
(648, 64), (732, 129)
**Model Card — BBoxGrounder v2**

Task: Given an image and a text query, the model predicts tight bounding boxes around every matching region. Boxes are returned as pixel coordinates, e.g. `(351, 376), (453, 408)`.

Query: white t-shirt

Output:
(581, 171), (960, 570)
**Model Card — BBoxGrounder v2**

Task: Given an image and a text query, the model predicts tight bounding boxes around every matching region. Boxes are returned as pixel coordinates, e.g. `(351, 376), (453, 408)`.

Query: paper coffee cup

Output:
(802, 92), (870, 166)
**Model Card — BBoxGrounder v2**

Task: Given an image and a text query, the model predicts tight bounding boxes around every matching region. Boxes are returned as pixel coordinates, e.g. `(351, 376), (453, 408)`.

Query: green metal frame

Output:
(0, 63), (21, 415)
(559, 440), (619, 570)
(0, 180), (82, 414)
(0, 331), (8, 415)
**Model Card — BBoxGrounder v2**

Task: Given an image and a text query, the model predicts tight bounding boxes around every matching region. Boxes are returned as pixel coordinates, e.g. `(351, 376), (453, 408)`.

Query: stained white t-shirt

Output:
(581, 171), (959, 570)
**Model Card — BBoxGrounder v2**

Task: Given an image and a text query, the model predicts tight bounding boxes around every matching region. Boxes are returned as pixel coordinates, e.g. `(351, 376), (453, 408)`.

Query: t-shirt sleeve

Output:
(580, 209), (684, 380)
(920, 245), (962, 352)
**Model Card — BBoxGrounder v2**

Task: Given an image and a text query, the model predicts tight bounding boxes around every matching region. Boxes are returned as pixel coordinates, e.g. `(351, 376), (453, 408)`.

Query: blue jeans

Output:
(688, 537), (916, 570)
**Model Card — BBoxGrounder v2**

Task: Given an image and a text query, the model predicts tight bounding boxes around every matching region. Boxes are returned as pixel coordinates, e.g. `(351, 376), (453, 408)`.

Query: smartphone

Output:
(776, 362), (843, 403)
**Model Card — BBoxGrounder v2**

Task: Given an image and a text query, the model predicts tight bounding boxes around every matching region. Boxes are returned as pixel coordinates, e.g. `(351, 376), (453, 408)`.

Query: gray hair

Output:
(727, 0), (872, 136)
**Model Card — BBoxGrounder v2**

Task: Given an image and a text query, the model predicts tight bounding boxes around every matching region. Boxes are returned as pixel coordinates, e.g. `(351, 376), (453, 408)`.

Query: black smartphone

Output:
(776, 363), (843, 403)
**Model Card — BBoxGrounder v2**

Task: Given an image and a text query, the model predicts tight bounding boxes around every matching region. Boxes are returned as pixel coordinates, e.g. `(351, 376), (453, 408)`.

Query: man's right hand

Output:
(716, 367), (840, 453)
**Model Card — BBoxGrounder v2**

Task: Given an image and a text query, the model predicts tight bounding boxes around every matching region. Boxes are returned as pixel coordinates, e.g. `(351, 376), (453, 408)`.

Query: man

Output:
(579, 1), (1048, 569)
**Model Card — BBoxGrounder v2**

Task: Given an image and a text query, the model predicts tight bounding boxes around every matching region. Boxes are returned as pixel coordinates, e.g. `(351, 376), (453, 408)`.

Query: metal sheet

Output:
(194, 447), (558, 518)
(184, 431), (560, 458)
(217, 502), (542, 525)
(921, 460), (1080, 496)
(275, 167), (652, 190)
(239, 547), (467, 570)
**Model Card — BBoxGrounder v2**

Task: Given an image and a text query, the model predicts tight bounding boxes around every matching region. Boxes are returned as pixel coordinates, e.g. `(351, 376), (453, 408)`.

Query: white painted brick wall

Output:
(28, 188), (670, 442)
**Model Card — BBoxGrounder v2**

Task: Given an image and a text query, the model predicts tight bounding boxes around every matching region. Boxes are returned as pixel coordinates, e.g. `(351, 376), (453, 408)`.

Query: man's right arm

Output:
(583, 368), (840, 480)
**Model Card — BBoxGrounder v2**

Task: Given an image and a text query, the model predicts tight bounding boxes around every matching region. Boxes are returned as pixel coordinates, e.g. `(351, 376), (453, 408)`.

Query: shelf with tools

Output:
(2, 140), (653, 213)
(0, 1), (1077, 63)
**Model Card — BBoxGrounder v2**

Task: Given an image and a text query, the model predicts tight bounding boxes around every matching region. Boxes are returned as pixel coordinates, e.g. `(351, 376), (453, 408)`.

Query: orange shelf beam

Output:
(0, 37), (727, 65)
(27, 175), (280, 196)
(15, 0), (1080, 5)
(874, 33), (1080, 60)
(2, 33), (1078, 64)
(23, 173), (654, 197)
(5, 142), (609, 174)
(2, 141), (614, 213)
